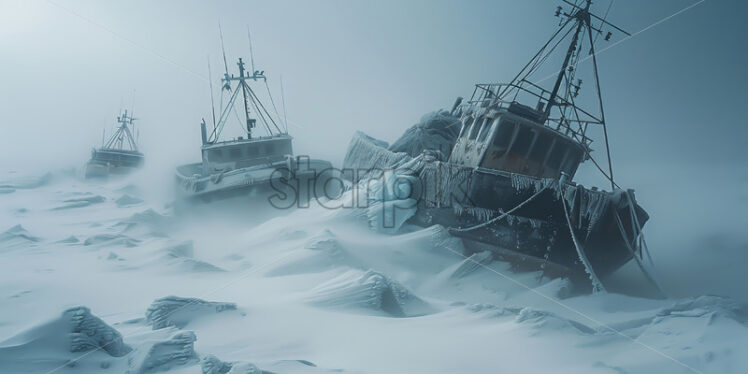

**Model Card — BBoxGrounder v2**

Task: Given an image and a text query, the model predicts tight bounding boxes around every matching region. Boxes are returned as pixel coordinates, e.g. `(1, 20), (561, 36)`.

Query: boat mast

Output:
(541, 0), (629, 190)
(205, 26), (284, 144)
(104, 110), (138, 151)
(543, 1), (589, 121)
(237, 58), (255, 139)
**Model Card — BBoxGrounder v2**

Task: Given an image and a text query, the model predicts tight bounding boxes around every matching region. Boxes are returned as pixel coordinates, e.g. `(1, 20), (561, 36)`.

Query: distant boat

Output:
(175, 50), (337, 204)
(85, 110), (144, 179)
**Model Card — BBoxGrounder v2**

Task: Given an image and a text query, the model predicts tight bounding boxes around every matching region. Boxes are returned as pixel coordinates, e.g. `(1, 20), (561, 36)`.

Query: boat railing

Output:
(457, 81), (599, 147)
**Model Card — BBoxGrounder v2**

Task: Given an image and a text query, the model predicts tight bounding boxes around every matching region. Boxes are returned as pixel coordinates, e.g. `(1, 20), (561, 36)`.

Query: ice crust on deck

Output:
(306, 269), (432, 317)
(137, 331), (199, 373)
(146, 296), (238, 329)
(0, 306), (131, 357)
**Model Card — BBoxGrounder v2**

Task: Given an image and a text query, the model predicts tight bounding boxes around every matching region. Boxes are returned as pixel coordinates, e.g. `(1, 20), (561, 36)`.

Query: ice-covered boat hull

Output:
(413, 160), (648, 278)
(84, 149), (144, 179)
(343, 128), (648, 281)
(174, 157), (339, 204)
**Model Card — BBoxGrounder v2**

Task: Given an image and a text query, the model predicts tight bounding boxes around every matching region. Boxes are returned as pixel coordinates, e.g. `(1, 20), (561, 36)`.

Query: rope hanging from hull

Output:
(614, 212), (666, 298)
(561, 190), (606, 293)
(448, 185), (549, 233)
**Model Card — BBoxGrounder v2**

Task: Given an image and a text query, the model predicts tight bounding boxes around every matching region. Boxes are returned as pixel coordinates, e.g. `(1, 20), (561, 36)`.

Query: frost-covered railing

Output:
(457, 81), (597, 147)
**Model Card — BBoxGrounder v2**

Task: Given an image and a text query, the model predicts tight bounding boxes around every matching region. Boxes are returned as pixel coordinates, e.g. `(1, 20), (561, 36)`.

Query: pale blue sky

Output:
(0, 0), (744, 174)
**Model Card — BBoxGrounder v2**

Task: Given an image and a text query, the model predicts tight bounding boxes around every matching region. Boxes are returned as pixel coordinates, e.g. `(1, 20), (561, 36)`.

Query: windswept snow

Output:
(146, 296), (238, 330)
(0, 171), (747, 374)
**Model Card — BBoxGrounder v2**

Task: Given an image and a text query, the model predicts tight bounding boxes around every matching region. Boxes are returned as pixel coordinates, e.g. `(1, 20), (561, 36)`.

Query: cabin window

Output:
(528, 133), (552, 163)
(546, 141), (566, 171)
(492, 120), (516, 149)
(510, 126), (534, 156)
(459, 117), (474, 139)
(229, 148), (241, 160)
(562, 150), (580, 173)
(468, 117), (482, 140)
(210, 149), (224, 162)
(263, 143), (275, 154)
(477, 118), (495, 142)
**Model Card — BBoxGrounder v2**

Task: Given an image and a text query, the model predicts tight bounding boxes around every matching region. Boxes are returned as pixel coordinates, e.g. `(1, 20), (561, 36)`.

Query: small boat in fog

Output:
(85, 110), (144, 179)
(175, 55), (336, 204)
(344, 0), (656, 291)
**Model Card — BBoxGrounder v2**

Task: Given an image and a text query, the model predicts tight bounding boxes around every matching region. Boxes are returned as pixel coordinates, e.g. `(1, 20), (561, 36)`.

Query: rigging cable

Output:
(264, 80), (284, 133)
(561, 187), (606, 293)
(614, 211), (666, 298)
(448, 185), (548, 233)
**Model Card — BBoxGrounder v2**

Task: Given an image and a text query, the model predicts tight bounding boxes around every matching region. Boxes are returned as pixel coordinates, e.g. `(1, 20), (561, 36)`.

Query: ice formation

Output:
(146, 296), (238, 330)
(0, 306), (131, 357)
(0, 224), (40, 248)
(116, 194), (144, 207)
(226, 362), (263, 374)
(514, 308), (596, 335)
(83, 233), (140, 247)
(53, 195), (106, 210)
(56, 235), (80, 244)
(388, 110), (461, 160)
(364, 171), (419, 234)
(342, 131), (412, 182)
(264, 230), (357, 276)
(201, 355), (275, 374)
(115, 208), (172, 237)
(202, 354), (234, 374)
(655, 295), (748, 325)
(137, 331), (199, 373)
(306, 269), (432, 317)
(442, 250), (494, 279)
(155, 241), (226, 273)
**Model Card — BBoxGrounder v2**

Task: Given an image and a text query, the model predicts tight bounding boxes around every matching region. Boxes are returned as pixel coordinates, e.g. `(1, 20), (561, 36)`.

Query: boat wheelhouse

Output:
(175, 41), (336, 203)
(451, 99), (587, 180)
(85, 110), (144, 179)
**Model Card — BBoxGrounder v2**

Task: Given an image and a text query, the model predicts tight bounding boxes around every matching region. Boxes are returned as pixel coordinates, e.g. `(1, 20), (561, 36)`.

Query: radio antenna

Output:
(207, 56), (217, 129)
(218, 22), (230, 91)
(280, 75), (288, 133)
(247, 25), (256, 73)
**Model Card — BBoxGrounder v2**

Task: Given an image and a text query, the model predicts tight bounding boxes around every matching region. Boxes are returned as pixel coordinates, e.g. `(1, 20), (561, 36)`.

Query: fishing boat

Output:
(85, 110), (144, 179)
(175, 43), (336, 204)
(344, 0), (657, 291)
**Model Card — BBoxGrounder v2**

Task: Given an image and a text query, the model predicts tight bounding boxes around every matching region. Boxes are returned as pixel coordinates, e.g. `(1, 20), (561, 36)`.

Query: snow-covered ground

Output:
(0, 169), (746, 374)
